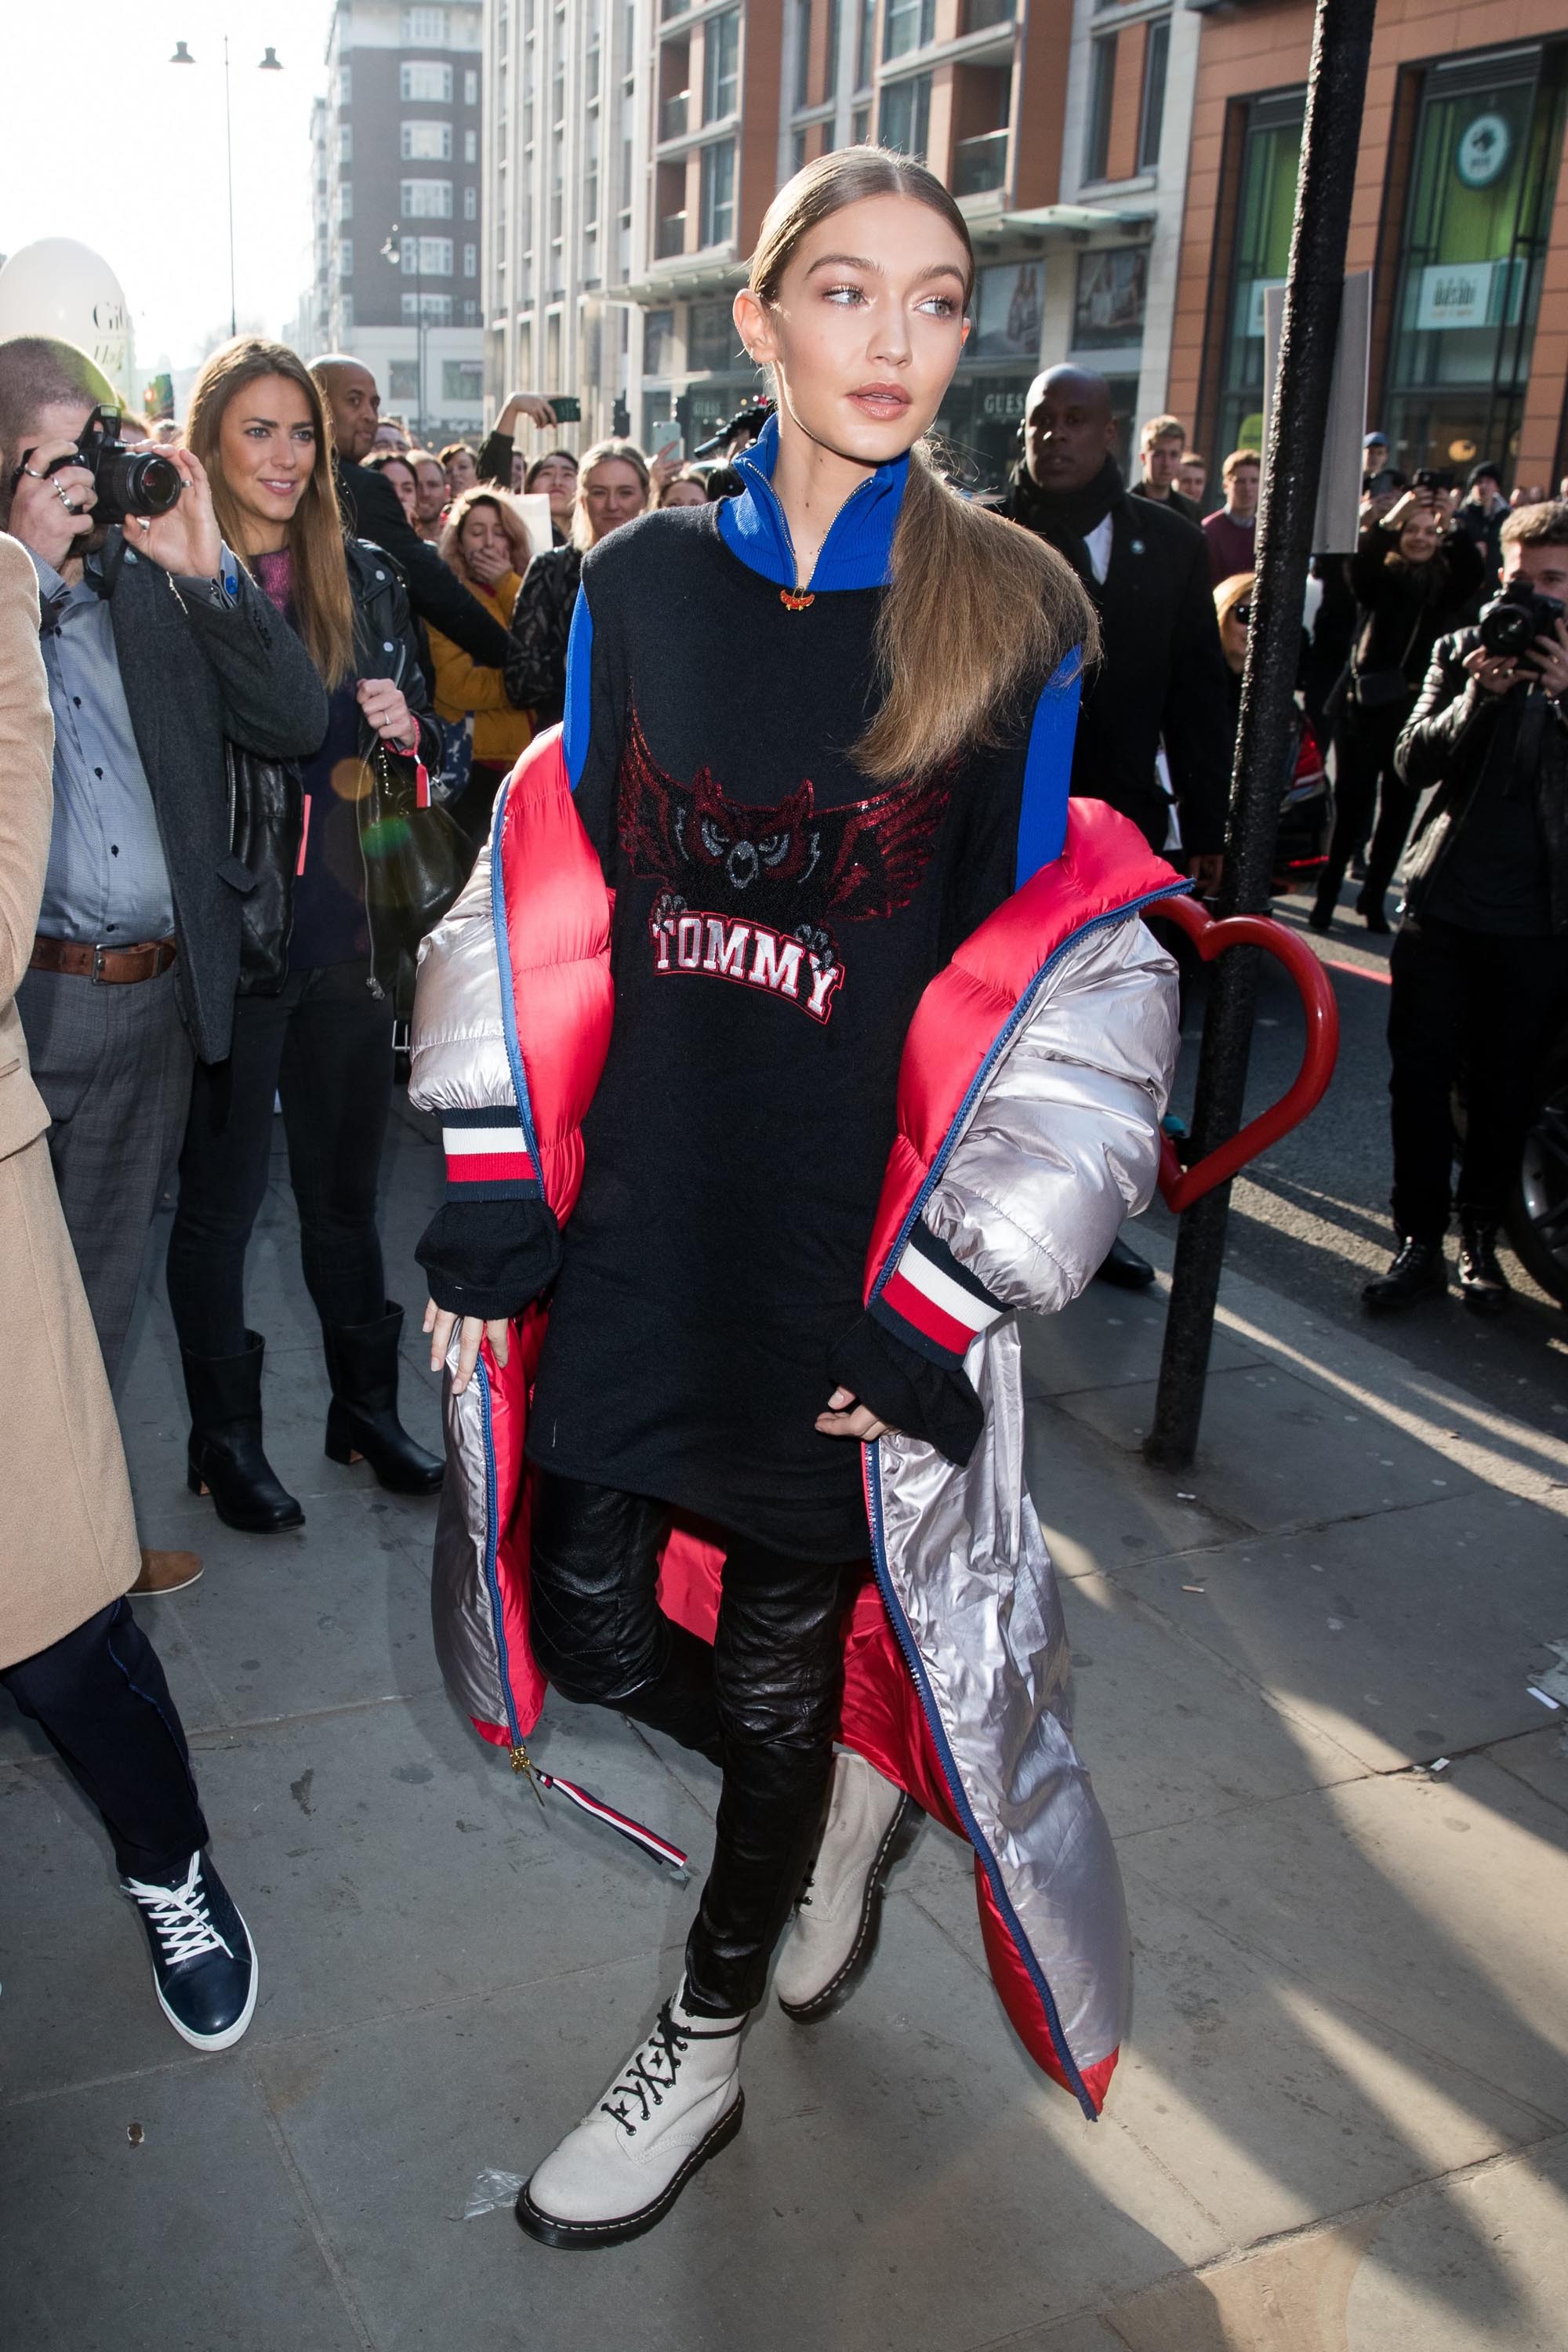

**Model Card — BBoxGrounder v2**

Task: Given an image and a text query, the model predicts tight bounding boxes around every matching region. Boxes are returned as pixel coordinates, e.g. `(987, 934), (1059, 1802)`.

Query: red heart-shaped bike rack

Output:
(1153, 893), (1340, 1214)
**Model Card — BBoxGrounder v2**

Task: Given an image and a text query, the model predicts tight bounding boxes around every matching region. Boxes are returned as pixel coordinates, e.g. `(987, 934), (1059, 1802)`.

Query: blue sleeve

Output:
(562, 584), (593, 790)
(1013, 649), (1084, 887)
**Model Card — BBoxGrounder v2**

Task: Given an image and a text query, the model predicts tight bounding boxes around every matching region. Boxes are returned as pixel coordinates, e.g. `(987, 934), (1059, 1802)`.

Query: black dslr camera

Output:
(1478, 584), (1566, 662)
(36, 408), (183, 525)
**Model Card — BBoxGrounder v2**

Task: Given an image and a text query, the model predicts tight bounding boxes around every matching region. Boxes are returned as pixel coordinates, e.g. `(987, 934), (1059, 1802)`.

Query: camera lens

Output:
(1478, 602), (1533, 660)
(118, 451), (183, 517)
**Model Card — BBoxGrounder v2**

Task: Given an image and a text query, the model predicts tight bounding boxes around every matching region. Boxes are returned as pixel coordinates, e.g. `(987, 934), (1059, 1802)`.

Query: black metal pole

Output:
(1144, 0), (1377, 1469)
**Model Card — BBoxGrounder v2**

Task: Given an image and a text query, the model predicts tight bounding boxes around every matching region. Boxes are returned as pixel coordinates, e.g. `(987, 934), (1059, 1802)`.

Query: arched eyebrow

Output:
(804, 252), (967, 289)
(238, 412), (312, 430)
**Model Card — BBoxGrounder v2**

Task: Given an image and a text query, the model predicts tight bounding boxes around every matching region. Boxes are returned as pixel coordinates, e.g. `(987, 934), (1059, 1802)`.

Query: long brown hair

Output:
(186, 337), (355, 688)
(749, 149), (1097, 781)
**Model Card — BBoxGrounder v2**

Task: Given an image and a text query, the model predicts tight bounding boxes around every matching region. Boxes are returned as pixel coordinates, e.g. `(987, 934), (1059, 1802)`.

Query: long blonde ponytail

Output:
(748, 149), (1098, 782)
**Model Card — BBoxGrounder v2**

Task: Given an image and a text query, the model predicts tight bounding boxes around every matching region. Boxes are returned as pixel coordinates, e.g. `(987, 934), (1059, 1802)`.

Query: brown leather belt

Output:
(30, 935), (178, 985)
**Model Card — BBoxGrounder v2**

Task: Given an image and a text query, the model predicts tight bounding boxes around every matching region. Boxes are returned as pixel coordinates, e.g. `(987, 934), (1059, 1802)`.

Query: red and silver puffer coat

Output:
(410, 724), (1183, 2118)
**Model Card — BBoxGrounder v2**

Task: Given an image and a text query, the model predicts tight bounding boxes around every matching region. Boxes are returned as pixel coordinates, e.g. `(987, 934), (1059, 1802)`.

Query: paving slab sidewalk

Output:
(2, 1102), (1566, 2352)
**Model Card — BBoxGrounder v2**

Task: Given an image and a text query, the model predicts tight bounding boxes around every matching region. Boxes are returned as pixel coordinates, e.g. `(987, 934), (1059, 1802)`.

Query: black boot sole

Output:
(1361, 1281), (1446, 1315)
(186, 1463), (304, 1534)
(1460, 1283), (1509, 1316)
(514, 2089), (744, 2250)
(779, 1796), (917, 2024)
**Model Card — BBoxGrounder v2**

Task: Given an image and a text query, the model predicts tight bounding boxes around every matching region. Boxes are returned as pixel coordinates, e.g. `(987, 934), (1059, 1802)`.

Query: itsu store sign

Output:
(1414, 257), (1523, 332)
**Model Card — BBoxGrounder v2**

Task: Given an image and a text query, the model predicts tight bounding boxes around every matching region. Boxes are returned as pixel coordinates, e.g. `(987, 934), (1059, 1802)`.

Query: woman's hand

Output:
(815, 1385), (894, 1444)
(650, 442), (682, 494)
(357, 675), (416, 747)
(1464, 644), (1521, 697)
(466, 542), (511, 590)
(423, 1300), (511, 1396)
(1381, 489), (1416, 532)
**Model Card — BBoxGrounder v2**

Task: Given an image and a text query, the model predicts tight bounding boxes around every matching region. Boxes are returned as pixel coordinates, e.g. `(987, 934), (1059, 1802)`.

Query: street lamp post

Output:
(171, 36), (283, 340)
(381, 227), (424, 441)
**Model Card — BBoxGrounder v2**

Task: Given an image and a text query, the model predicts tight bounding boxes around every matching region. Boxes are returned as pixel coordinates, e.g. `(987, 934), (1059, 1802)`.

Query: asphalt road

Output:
(1141, 881), (1568, 1446)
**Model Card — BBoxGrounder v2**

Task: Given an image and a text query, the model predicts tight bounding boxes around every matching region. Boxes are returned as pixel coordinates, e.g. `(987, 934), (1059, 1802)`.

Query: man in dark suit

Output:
(1001, 364), (1233, 1283)
(309, 354), (510, 673)
(0, 333), (330, 1585)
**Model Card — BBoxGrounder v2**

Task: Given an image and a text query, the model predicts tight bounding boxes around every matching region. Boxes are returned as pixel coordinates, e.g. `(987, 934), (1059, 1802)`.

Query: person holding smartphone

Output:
(503, 438), (650, 729)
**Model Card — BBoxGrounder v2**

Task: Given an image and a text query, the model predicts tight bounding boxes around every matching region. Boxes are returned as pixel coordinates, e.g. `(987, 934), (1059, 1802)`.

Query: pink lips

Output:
(848, 385), (911, 416)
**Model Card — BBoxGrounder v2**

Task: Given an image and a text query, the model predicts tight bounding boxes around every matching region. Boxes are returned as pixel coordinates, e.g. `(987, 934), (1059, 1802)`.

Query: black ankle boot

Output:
(183, 1331), (304, 1534)
(1362, 1238), (1446, 1313)
(1457, 1217), (1509, 1316)
(322, 1302), (444, 1495)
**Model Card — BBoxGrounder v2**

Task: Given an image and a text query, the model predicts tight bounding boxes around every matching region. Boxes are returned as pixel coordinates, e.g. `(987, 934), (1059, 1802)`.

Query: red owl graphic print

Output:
(615, 707), (953, 1023)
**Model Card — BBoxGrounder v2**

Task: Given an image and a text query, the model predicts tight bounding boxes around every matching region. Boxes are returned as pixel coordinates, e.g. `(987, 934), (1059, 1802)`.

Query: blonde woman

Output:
(413, 150), (1181, 2244)
(503, 437), (650, 728)
(428, 487), (536, 841)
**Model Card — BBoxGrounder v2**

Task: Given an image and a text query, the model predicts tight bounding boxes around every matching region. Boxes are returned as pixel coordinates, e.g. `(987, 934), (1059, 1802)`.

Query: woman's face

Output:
(380, 458), (418, 522)
(217, 372), (317, 539)
(659, 477), (709, 510)
(1399, 509), (1441, 563)
(445, 446), (479, 495)
(581, 459), (646, 543)
(458, 503), (510, 572)
(735, 192), (971, 469)
(532, 453), (578, 521)
(1220, 602), (1248, 673)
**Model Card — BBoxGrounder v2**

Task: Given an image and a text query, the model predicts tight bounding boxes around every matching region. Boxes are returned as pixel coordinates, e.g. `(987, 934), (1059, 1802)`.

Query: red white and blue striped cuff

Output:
(872, 1220), (1008, 1367)
(441, 1105), (540, 1201)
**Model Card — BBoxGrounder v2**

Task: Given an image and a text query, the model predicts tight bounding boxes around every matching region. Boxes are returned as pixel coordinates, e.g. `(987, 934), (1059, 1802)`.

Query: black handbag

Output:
(358, 738), (474, 959)
(1349, 601), (1425, 713)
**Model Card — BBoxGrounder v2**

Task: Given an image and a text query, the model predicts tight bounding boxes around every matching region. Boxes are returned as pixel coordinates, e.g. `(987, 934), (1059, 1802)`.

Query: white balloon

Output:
(0, 240), (135, 404)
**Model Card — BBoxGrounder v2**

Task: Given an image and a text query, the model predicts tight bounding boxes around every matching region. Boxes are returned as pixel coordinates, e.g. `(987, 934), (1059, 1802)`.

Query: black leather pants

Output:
(529, 1469), (857, 2017)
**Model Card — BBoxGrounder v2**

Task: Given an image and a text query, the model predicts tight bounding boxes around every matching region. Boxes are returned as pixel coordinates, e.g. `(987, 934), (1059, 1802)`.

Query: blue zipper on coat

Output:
(864, 878), (1190, 2121)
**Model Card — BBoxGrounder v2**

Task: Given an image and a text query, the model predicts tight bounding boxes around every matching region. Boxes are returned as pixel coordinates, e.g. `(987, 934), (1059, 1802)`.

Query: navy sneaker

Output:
(121, 1851), (258, 2051)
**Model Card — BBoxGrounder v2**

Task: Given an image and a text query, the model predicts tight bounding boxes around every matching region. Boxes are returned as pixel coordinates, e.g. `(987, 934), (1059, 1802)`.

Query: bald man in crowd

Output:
(310, 354), (510, 674)
(1001, 363), (1233, 1285)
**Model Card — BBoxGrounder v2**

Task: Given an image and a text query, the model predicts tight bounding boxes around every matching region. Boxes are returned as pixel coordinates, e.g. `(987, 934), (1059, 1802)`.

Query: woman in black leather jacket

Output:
(503, 439), (650, 728)
(1312, 490), (1483, 933)
(165, 338), (447, 1535)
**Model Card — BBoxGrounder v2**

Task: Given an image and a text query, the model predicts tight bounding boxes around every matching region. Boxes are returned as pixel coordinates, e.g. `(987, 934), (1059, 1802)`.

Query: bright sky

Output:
(0, 0), (336, 375)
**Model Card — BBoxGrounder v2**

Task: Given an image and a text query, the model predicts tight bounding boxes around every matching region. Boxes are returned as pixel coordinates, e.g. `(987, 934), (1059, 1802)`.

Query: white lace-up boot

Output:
(515, 1980), (746, 2249)
(775, 1749), (911, 2020)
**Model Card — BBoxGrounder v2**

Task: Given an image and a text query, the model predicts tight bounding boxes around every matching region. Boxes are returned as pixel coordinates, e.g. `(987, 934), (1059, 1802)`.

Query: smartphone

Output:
(549, 394), (582, 423)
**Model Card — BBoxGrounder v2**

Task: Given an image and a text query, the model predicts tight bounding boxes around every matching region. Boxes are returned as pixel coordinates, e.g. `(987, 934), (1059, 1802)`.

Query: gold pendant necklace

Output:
(779, 586), (815, 611)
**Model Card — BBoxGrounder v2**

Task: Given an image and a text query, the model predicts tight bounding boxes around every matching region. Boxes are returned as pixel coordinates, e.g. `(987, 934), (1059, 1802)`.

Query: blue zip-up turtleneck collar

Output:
(717, 412), (908, 592)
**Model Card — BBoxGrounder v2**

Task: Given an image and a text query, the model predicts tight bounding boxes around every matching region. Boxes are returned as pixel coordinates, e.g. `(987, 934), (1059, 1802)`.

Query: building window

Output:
(466, 68), (479, 103)
(403, 6), (448, 41)
(390, 359), (421, 400)
(339, 183), (354, 221)
(338, 238), (354, 278)
(699, 137), (736, 246)
(340, 294), (354, 329)
(1073, 245), (1149, 348)
(1383, 47), (1566, 477)
(883, 0), (934, 64)
(402, 235), (455, 274)
(644, 307), (675, 373)
(825, 0), (841, 101)
(464, 185), (478, 217)
(1137, 19), (1170, 175)
(401, 60), (453, 101)
(855, 0), (875, 89)
(463, 242), (478, 274)
(401, 291), (454, 323)
(1214, 90), (1304, 454)
(704, 9), (740, 122)
(795, 0), (813, 108)
(443, 360), (485, 400)
(1083, 34), (1116, 183)
(338, 64), (352, 105)
(402, 120), (454, 158)
(465, 128), (478, 162)
(688, 299), (735, 369)
(338, 122), (354, 164)
(851, 101), (870, 142)
(879, 71), (931, 160)
(401, 178), (454, 216)
(463, 299), (479, 324)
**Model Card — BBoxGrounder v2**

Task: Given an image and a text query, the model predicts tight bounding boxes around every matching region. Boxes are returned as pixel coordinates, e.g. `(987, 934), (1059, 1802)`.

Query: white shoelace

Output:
(124, 1853), (234, 1969)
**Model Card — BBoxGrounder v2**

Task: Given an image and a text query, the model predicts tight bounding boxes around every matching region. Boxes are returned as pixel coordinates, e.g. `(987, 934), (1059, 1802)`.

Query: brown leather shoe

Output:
(132, 1547), (204, 1596)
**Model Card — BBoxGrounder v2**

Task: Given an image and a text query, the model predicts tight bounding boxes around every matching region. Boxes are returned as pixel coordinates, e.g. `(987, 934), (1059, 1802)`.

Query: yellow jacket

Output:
(429, 572), (533, 767)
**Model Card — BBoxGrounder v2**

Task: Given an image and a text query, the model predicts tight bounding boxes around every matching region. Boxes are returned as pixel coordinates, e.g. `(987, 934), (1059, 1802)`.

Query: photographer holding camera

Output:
(1365, 501), (1568, 1315)
(0, 335), (328, 1588)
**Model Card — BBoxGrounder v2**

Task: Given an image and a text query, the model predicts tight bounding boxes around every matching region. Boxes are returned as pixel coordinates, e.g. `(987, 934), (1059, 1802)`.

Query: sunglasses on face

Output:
(1233, 603), (1251, 625)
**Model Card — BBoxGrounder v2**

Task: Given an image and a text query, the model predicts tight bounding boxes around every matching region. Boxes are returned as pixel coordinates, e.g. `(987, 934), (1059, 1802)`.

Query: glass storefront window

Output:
(1383, 46), (1566, 479)
(1214, 89), (1303, 461)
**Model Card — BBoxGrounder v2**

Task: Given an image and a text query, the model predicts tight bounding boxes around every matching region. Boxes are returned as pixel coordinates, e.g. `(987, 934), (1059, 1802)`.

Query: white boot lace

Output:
(125, 1853), (233, 1969)
(600, 2004), (690, 2136)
